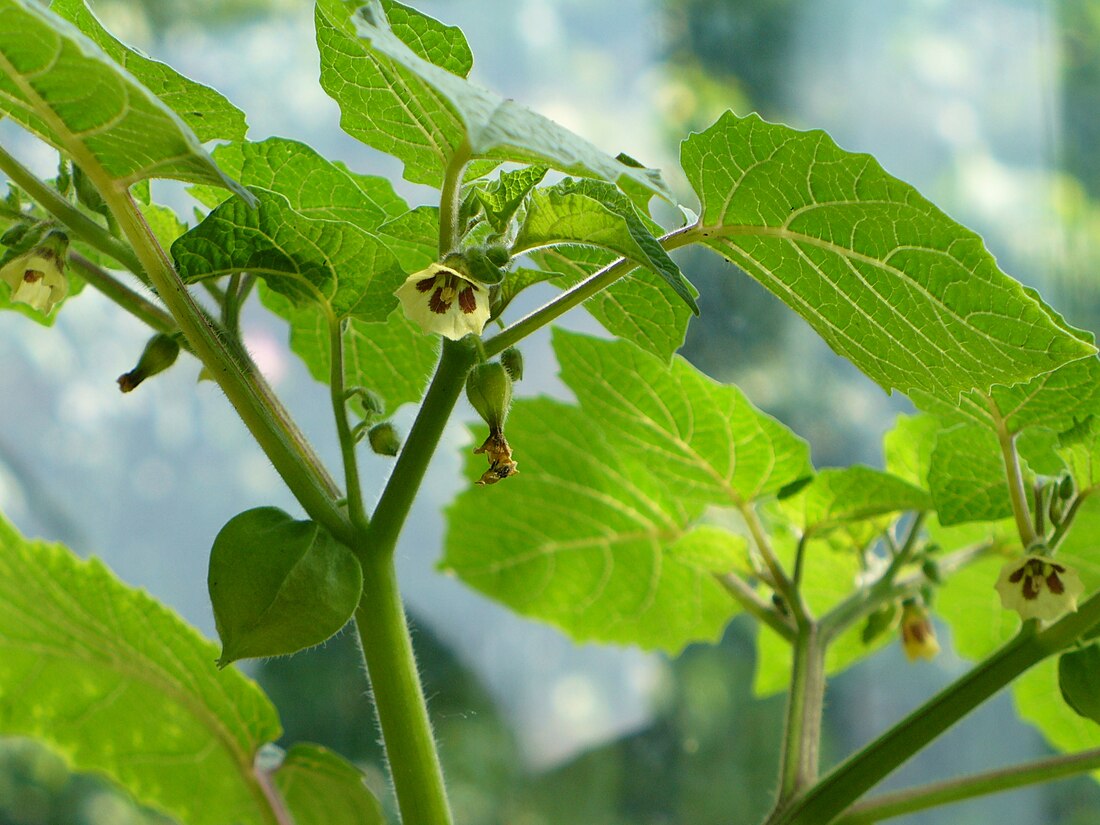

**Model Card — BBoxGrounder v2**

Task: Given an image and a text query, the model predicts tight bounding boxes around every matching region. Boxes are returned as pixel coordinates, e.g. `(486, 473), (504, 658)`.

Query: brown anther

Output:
(23, 269), (44, 283)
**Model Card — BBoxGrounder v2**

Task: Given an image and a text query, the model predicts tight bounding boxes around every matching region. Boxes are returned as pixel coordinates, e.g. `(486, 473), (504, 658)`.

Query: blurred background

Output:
(3, 0), (1100, 823)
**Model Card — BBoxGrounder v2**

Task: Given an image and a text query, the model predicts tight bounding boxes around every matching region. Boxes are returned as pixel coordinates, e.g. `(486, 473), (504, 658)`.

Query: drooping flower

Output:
(0, 231), (69, 314)
(899, 601), (940, 662)
(394, 263), (490, 340)
(995, 554), (1085, 622)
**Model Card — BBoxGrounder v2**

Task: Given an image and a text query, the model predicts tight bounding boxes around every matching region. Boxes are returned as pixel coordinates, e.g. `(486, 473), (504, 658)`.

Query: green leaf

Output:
(443, 399), (738, 652)
(534, 245), (692, 360)
(883, 413), (941, 490)
(0, 0), (248, 195)
(0, 513), (287, 825)
(1058, 644), (1100, 724)
(553, 329), (811, 508)
(474, 164), (547, 232)
(273, 744), (385, 825)
(260, 285), (439, 417)
(779, 466), (931, 536)
(496, 266), (561, 314)
(197, 138), (408, 230)
(928, 425), (1014, 526)
(173, 187), (406, 321)
(208, 507), (363, 666)
(514, 178), (698, 313)
(1058, 416), (1100, 493)
(1015, 658), (1100, 767)
(377, 205), (439, 273)
(50, 0), (247, 142)
(316, 0), (671, 199)
(680, 112), (1095, 402)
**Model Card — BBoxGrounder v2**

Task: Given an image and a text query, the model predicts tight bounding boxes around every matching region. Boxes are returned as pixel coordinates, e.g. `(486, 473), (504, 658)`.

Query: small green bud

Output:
(346, 386), (384, 421)
(485, 244), (510, 267)
(861, 603), (898, 645)
(466, 361), (513, 431)
(1059, 474), (1076, 501)
(117, 333), (181, 393)
(73, 165), (107, 215)
(921, 559), (942, 585)
(368, 422), (401, 457)
(0, 220), (34, 248)
(500, 346), (524, 382)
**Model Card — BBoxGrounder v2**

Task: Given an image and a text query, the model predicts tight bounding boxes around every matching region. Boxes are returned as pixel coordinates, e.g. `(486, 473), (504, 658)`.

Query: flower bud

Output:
(466, 362), (513, 432)
(368, 422), (401, 457)
(0, 229), (69, 314)
(899, 601), (940, 662)
(499, 346), (524, 382)
(117, 333), (181, 393)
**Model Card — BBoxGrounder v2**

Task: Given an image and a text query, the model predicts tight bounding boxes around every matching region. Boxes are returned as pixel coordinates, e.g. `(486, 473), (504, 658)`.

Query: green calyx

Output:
(466, 361), (512, 431)
(500, 346), (523, 382)
(117, 333), (181, 393)
(368, 422), (402, 457)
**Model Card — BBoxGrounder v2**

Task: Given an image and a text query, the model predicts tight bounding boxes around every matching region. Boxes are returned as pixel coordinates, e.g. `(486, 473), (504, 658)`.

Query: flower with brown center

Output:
(0, 231), (69, 315)
(899, 601), (940, 662)
(995, 554), (1085, 622)
(394, 263), (490, 340)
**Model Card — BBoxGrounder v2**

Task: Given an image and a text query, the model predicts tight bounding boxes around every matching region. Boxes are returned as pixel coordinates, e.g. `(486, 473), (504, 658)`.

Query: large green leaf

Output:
(680, 112), (1094, 402)
(534, 245), (692, 360)
(260, 286), (439, 417)
(273, 744), (385, 825)
(196, 138), (407, 231)
(173, 188), (406, 321)
(0, 0), (247, 195)
(0, 514), (282, 825)
(1058, 416), (1100, 494)
(514, 179), (698, 313)
(50, 0), (247, 143)
(928, 425), (1015, 526)
(443, 399), (739, 652)
(553, 330), (810, 507)
(316, 0), (671, 198)
(779, 466), (931, 537)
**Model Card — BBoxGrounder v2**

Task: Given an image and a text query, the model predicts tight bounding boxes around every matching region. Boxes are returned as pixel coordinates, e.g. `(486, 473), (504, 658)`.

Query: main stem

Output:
(352, 339), (474, 825)
(776, 621), (826, 806)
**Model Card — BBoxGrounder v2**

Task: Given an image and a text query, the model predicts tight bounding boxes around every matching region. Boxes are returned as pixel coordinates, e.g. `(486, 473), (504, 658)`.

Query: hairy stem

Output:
(438, 141), (471, 256)
(0, 144), (145, 277)
(835, 747), (1100, 824)
(985, 395), (1038, 547)
(770, 589), (1100, 825)
(329, 316), (369, 531)
(775, 622), (827, 806)
(105, 189), (351, 543)
(354, 551), (452, 825)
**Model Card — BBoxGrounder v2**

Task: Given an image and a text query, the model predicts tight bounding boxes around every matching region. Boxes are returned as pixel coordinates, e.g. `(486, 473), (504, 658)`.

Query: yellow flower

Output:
(995, 554), (1084, 622)
(394, 263), (490, 340)
(0, 243), (68, 315)
(900, 602), (940, 662)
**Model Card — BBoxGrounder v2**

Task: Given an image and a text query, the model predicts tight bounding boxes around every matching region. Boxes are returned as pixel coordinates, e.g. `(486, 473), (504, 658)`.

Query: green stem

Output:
(354, 551), (452, 825)
(716, 572), (796, 642)
(361, 339), (475, 559)
(438, 142), (471, 256)
(835, 747), (1100, 825)
(741, 503), (807, 622)
(1049, 490), (1090, 552)
(68, 251), (175, 334)
(329, 316), (369, 531)
(775, 622), (827, 805)
(770, 589), (1100, 825)
(985, 395), (1038, 547)
(0, 144), (145, 277)
(351, 339), (474, 825)
(103, 189), (352, 544)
